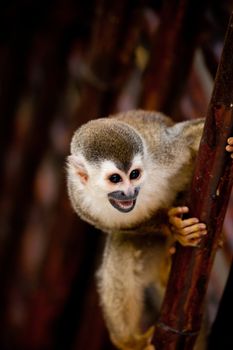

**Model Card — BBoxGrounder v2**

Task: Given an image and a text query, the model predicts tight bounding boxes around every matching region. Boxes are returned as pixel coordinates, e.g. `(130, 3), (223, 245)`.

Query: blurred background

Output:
(0, 0), (233, 349)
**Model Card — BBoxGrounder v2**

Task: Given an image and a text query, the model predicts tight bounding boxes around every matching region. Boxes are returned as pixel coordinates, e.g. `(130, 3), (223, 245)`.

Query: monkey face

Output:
(106, 169), (141, 212)
(96, 158), (142, 213)
(67, 153), (165, 230)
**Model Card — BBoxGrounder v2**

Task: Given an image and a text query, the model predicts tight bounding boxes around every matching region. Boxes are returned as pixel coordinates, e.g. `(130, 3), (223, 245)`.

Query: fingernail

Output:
(182, 206), (189, 211)
(199, 223), (206, 228)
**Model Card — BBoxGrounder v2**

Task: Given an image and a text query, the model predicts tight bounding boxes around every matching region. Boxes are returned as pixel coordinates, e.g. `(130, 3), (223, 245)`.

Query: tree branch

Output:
(141, 0), (208, 116)
(153, 12), (233, 350)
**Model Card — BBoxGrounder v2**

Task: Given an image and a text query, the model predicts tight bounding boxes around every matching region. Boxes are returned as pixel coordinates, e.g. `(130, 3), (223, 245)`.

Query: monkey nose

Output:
(125, 187), (140, 198)
(134, 186), (140, 195)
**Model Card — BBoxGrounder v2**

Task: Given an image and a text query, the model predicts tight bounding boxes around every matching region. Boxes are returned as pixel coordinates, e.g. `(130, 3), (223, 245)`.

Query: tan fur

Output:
(66, 110), (205, 350)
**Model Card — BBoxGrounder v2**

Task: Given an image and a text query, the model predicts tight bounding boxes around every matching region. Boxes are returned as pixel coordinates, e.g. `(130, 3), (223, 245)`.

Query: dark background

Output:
(0, 0), (233, 349)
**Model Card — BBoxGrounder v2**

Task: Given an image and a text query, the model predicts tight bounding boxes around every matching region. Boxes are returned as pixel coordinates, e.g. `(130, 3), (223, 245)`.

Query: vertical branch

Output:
(0, 4), (70, 345)
(14, 1), (146, 349)
(141, 0), (208, 115)
(74, 0), (145, 126)
(153, 12), (233, 349)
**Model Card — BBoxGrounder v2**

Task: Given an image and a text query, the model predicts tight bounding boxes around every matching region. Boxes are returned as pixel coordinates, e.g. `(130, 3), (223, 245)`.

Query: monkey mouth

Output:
(108, 198), (136, 213)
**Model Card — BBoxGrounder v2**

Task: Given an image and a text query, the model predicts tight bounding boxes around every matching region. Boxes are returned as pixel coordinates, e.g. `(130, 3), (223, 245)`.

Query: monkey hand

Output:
(226, 137), (233, 157)
(111, 326), (155, 350)
(168, 206), (207, 247)
(167, 136), (232, 249)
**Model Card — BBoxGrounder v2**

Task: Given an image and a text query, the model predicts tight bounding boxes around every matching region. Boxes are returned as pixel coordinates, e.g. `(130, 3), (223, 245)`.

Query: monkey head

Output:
(66, 118), (156, 231)
(67, 112), (204, 232)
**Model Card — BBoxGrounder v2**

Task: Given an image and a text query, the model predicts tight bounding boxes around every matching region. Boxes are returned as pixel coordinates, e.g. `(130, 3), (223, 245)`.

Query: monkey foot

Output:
(135, 325), (155, 348)
(144, 345), (155, 350)
(111, 326), (155, 350)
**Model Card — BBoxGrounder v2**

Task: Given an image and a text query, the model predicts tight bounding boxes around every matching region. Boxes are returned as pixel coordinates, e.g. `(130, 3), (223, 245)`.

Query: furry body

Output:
(67, 110), (205, 349)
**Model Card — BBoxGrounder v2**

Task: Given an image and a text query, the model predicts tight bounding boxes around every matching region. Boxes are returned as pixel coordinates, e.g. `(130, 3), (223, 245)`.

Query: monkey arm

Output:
(168, 137), (233, 248)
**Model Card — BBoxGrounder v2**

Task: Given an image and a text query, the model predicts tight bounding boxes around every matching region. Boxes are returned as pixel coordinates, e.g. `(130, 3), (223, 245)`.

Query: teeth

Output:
(109, 198), (136, 212)
(118, 200), (133, 208)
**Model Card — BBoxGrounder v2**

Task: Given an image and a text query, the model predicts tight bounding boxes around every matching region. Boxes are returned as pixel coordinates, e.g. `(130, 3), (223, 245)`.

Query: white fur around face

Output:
(67, 151), (181, 231)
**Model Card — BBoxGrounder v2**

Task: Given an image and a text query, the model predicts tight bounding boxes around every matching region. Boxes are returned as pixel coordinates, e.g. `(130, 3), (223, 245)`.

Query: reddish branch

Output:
(74, 0), (145, 125)
(141, 0), (208, 116)
(153, 13), (233, 350)
(18, 1), (145, 349)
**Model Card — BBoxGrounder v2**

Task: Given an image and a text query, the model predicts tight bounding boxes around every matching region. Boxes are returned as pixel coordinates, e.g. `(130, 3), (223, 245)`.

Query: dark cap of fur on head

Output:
(71, 119), (144, 171)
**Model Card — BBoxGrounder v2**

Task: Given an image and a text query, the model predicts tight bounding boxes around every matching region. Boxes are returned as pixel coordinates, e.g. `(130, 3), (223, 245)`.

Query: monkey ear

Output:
(67, 155), (89, 184)
(169, 119), (203, 152)
(181, 120), (204, 152)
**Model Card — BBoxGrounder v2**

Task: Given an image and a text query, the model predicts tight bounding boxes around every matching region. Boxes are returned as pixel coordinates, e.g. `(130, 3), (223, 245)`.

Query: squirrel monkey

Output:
(67, 110), (233, 350)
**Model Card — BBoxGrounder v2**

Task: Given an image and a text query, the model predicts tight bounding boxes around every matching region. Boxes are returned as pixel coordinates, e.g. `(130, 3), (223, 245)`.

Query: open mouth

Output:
(108, 198), (136, 213)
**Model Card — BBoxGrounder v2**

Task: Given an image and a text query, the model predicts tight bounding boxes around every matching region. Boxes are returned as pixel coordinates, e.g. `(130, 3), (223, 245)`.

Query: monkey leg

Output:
(96, 238), (160, 349)
(110, 326), (155, 350)
(97, 270), (155, 350)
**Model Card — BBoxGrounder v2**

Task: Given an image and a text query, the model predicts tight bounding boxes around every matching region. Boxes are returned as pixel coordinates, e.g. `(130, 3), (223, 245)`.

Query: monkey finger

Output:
(226, 145), (233, 152)
(177, 223), (207, 236)
(168, 206), (189, 218)
(226, 144), (233, 158)
(169, 216), (203, 232)
(168, 216), (183, 229)
(185, 238), (202, 247)
(184, 231), (207, 241)
(173, 217), (200, 229)
(227, 137), (233, 145)
(174, 229), (206, 246)
(175, 235), (202, 247)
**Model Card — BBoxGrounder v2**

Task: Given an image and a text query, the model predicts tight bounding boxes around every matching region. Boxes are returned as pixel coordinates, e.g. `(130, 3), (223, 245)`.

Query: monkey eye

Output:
(109, 173), (122, 184)
(129, 169), (140, 180)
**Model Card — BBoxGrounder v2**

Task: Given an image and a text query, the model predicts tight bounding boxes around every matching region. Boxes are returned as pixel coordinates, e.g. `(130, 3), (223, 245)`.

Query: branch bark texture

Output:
(153, 12), (233, 350)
